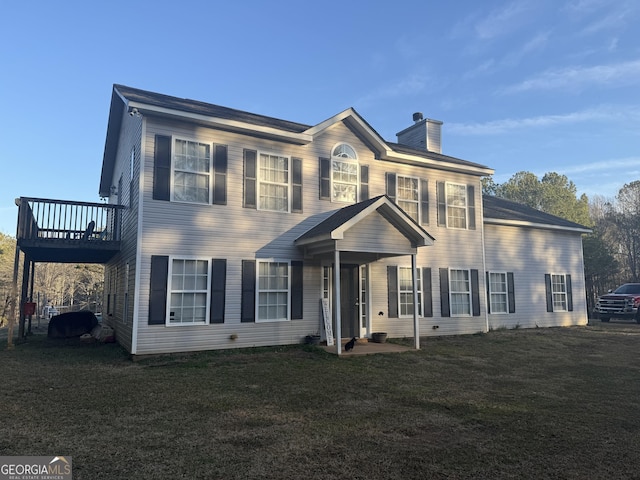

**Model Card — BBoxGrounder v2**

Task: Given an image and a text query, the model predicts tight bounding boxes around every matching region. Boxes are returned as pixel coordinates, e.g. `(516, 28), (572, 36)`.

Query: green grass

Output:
(2, 324), (640, 479)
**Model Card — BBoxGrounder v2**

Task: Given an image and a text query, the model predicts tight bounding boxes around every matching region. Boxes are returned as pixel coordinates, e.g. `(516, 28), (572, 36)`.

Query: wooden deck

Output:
(15, 197), (123, 263)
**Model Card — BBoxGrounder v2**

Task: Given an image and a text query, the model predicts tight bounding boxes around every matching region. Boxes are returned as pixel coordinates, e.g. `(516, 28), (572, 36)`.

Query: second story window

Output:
(397, 176), (420, 223)
(259, 153), (289, 212)
(173, 139), (211, 204)
(446, 183), (467, 229)
(331, 144), (358, 203)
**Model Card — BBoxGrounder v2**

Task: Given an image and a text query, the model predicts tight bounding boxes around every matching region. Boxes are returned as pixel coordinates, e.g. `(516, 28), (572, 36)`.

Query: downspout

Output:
(479, 193), (489, 333)
(411, 253), (420, 350)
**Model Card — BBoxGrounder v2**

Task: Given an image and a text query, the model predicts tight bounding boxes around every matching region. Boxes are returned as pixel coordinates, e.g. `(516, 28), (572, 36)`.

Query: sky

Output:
(1, 0), (638, 235)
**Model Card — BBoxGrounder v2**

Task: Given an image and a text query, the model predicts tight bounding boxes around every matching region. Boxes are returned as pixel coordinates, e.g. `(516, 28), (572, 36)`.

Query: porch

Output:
(9, 197), (123, 341)
(322, 338), (412, 356)
(16, 197), (123, 263)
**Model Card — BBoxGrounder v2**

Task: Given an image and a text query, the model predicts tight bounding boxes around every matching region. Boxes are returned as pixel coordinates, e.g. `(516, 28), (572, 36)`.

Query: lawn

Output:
(1, 323), (640, 479)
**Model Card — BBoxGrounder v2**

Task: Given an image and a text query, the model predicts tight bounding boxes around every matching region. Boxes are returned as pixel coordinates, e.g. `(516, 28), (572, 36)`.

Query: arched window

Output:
(331, 143), (358, 202)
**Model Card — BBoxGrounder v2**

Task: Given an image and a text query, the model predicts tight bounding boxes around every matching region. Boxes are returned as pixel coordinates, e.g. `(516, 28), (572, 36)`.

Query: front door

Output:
(340, 265), (359, 338)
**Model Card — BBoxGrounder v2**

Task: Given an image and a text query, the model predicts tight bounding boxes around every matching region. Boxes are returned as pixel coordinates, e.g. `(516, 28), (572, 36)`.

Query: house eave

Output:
(381, 151), (495, 176)
(483, 218), (592, 234)
(127, 101), (313, 145)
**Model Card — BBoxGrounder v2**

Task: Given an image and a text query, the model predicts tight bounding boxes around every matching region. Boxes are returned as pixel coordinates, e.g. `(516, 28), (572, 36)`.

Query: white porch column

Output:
(411, 253), (420, 350)
(334, 250), (342, 355)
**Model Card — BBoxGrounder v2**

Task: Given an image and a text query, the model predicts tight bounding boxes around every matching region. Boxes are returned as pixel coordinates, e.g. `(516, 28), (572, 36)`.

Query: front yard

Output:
(1, 323), (639, 479)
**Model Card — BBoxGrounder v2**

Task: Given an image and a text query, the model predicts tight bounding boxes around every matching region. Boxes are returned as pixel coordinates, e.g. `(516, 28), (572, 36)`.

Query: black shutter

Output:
(387, 266), (398, 318)
(545, 274), (553, 312)
(423, 267), (433, 317)
(210, 259), (226, 324)
(153, 135), (171, 201)
(437, 182), (446, 227)
(243, 149), (257, 208)
(439, 268), (450, 317)
(467, 185), (476, 230)
(291, 261), (303, 319)
(241, 260), (256, 322)
(360, 165), (369, 201)
(319, 157), (330, 200)
(292, 157), (303, 213)
(507, 272), (516, 313)
(566, 274), (573, 311)
(386, 173), (396, 203)
(149, 255), (169, 325)
(471, 269), (480, 316)
(213, 144), (227, 205)
(420, 179), (429, 225)
(485, 272), (491, 314)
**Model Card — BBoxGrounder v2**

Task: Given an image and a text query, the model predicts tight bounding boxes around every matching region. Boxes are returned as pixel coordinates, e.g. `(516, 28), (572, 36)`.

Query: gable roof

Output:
(295, 195), (434, 247)
(100, 84), (493, 196)
(483, 195), (591, 233)
(115, 84), (310, 134)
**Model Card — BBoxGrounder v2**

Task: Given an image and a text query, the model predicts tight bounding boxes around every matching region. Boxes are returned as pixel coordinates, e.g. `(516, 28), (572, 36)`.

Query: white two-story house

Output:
(98, 84), (590, 355)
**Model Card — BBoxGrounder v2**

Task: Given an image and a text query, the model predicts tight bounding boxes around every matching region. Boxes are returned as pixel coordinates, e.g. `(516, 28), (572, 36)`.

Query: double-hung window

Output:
(173, 139), (211, 203)
(488, 272), (508, 314)
(168, 258), (210, 324)
(397, 176), (420, 223)
(450, 269), (471, 316)
(259, 153), (289, 212)
(446, 183), (467, 229)
(551, 274), (568, 311)
(257, 261), (290, 322)
(399, 266), (422, 316)
(331, 144), (358, 203)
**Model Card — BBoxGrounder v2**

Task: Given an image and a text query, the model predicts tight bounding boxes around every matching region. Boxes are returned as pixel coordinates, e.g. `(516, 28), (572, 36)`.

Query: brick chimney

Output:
(396, 112), (443, 153)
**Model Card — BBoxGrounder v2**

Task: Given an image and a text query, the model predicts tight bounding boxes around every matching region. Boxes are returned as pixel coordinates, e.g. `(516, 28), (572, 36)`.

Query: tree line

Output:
(0, 233), (103, 326)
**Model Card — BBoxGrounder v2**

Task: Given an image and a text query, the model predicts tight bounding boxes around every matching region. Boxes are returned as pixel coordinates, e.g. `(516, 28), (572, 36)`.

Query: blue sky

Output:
(1, 0), (638, 234)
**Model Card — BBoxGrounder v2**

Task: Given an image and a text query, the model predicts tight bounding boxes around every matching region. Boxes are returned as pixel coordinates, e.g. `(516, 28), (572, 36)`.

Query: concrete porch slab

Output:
(321, 339), (413, 356)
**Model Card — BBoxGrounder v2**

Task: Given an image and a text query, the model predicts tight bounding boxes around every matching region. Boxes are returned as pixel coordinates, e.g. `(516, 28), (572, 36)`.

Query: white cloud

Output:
(557, 157), (640, 175)
(448, 105), (639, 135)
(354, 73), (434, 107)
(473, 0), (534, 39)
(500, 59), (640, 94)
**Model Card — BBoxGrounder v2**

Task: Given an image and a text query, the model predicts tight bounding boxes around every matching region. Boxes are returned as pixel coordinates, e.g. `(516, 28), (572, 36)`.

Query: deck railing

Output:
(16, 197), (124, 243)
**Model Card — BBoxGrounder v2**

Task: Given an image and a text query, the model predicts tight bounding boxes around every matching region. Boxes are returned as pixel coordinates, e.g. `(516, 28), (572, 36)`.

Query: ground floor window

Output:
(551, 274), (567, 311)
(488, 272), (508, 314)
(399, 266), (422, 317)
(169, 258), (209, 324)
(257, 261), (289, 322)
(450, 269), (471, 316)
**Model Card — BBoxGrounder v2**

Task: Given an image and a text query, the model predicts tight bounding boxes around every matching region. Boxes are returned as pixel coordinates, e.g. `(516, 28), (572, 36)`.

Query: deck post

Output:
(18, 254), (31, 339)
(7, 246), (20, 349)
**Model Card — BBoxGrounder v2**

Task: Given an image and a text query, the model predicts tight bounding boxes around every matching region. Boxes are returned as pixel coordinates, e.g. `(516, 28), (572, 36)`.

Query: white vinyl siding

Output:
(397, 176), (419, 223)
(446, 183), (467, 229)
(488, 272), (508, 314)
(450, 268), (471, 316)
(259, 153), (289, 212)
(168, 258), (210, 325)
(173, 139), (211, 204)
(257, 261), (290, 322)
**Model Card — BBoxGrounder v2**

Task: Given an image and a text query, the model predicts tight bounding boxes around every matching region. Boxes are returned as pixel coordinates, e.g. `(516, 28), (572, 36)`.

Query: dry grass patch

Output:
(1, 325), (640, 479)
